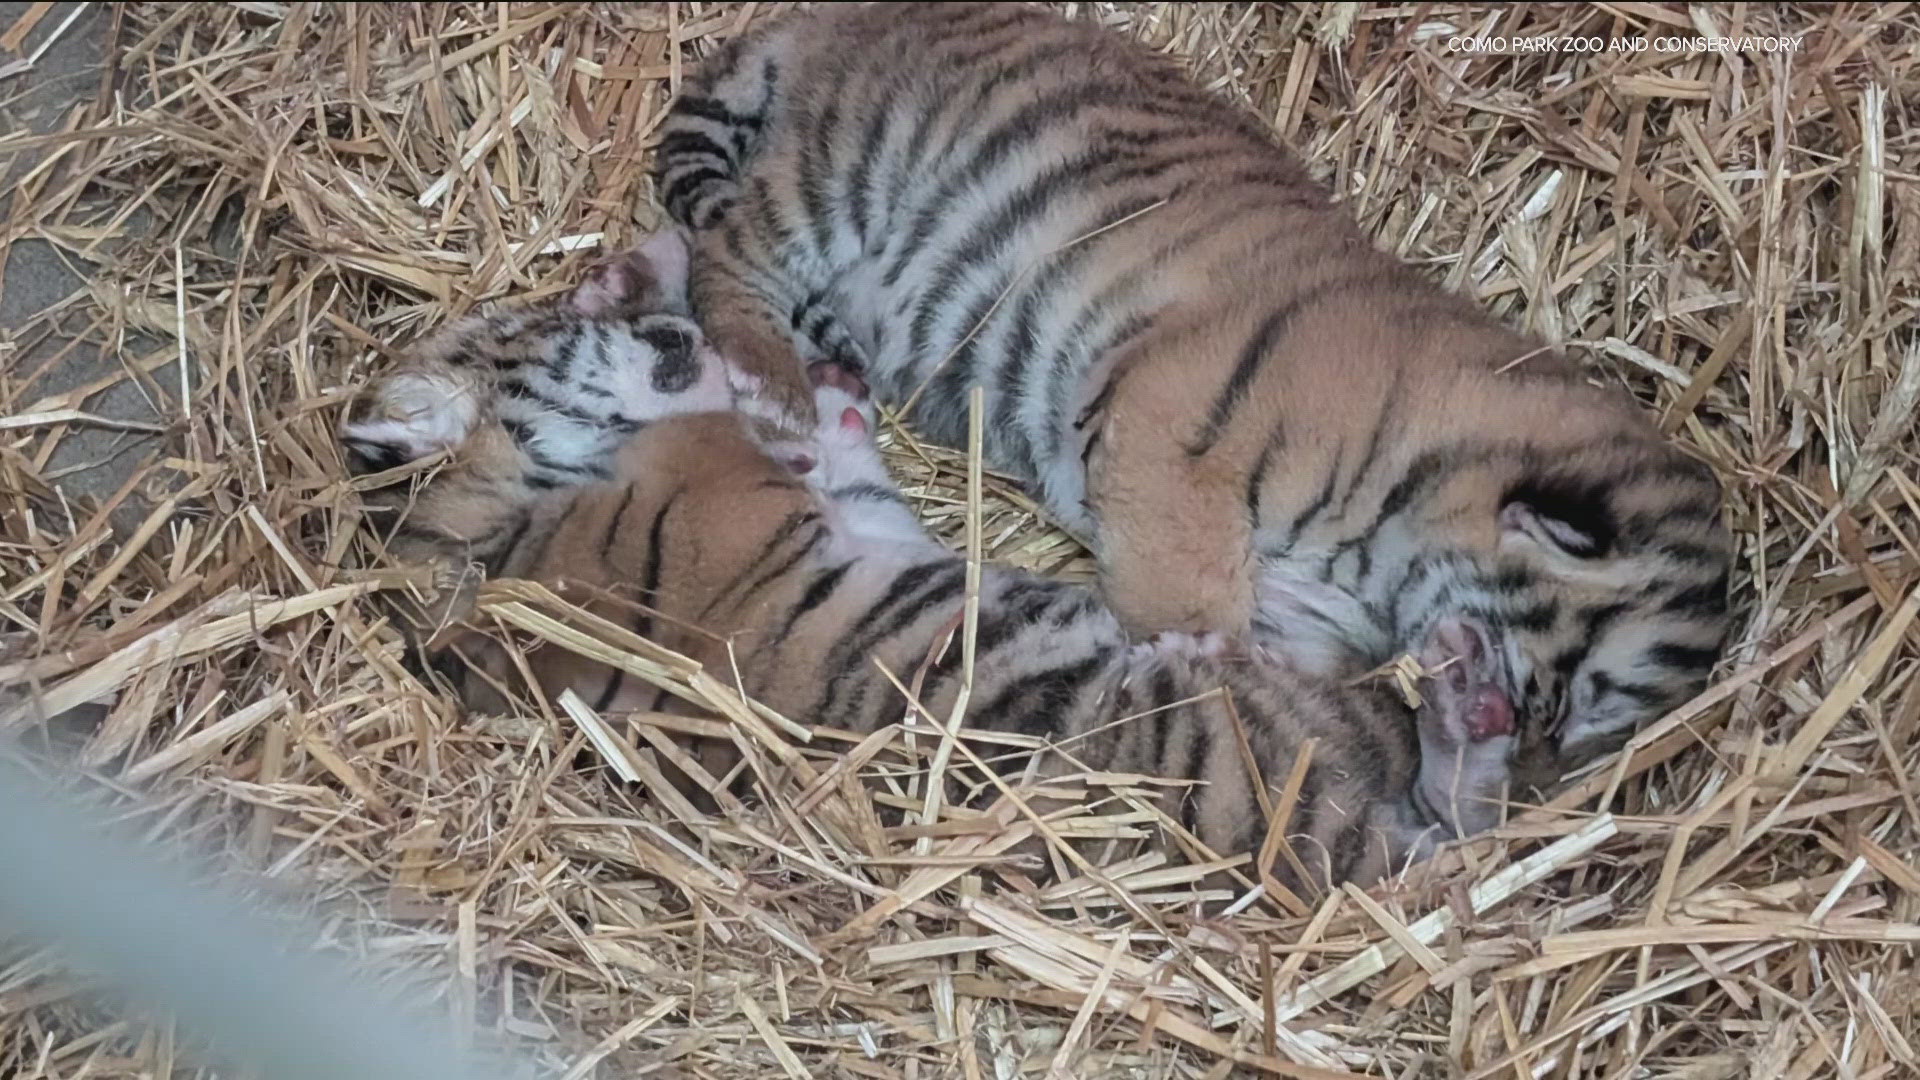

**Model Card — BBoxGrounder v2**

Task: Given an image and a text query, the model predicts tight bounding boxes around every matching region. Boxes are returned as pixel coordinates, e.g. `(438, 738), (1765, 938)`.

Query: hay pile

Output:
(4, 3), (1918, 1077)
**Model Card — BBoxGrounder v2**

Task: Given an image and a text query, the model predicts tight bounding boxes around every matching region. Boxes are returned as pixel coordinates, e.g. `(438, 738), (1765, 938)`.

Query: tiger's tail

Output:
(652, 22), (797, 230)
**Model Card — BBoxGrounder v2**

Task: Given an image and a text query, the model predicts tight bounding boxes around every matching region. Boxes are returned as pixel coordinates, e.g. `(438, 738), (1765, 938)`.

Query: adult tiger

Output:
(337, 235), (1514, 891)
(650, 1), (1734, 770)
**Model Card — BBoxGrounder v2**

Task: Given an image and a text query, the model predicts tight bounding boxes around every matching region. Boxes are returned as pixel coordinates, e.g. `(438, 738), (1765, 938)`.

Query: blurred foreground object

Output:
(0, 751), (527, 1080)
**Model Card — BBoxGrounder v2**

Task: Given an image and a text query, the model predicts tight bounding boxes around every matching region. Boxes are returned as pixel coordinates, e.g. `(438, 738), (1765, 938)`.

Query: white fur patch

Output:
(1252, 560), (1390, 675)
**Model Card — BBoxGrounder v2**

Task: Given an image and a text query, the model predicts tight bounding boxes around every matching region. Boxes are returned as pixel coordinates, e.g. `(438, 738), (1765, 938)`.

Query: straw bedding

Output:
(3, 3), (1918, 1077)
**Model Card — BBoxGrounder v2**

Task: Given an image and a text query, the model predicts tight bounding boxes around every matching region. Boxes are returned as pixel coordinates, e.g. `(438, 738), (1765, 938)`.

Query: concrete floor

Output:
(3, 1), (164, 522)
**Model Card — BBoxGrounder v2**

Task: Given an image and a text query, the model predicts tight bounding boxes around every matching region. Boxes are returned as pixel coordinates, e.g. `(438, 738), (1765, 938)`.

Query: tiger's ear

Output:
(339, 370), (479, 475)
(570, 228), (692, 316)
(1498, 500), (1608, 559)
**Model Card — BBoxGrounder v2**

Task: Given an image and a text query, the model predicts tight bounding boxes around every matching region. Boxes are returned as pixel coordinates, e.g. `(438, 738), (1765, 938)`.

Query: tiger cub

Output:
(651, 1), (1734, 771)
(337, 238), (1514, 890)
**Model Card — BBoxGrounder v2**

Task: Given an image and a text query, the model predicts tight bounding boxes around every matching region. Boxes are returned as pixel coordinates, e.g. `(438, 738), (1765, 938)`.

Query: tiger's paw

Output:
(808, 360), (869, 401)
(1418, 617), (1516, 747)
(807, 362), (878, 451)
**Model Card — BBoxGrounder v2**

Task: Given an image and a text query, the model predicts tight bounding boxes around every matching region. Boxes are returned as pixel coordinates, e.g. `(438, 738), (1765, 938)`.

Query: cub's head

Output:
(1416, 428), (1734, 774)
(338, 229), (739, 568)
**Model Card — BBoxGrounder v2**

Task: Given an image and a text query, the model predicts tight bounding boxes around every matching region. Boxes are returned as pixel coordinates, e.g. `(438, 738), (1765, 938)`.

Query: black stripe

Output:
(699, 510), (822, 619)
(737, 523), (828, 606)
(829, 481), (910, 506)
(988, 175), (1265, 465)
(631, 490), (681, 641)
(1550, 644), (1587, 676)
(480, 509), (533, 576)
(1577, 601), (1632, 638)
(591, 666), (626, 712)
(881, 82), (1138, 291)
(848, 107), (890, 247)
(1278, 442), (1343, 550)
(748, 173), (798, 252)
(1327, 817), (1367, 886)
(795, 94), (844, 257)
(810, 561), (968, 721)
(1145, 667), (1179, 768)
(1182, 717), (1213, 813)
(1407, 770), (1441, 829)
(1332, 365), (1405, 517)
(1071, 346), (1135, 436)
(1652, 539), (1731, 567)
(597, 486), (637, 558)
(1647, 642), (1719, 673)
(1046, 311), (1153, 463)
(1187, 306), (1295, 458)
(1372, 445), (1461, 522)
(909, 146), (1160, 365)
(903, 31), (1087, 178)
(973, 652), (1111, 738)
(663, 167), (732, 223)
(1501, 600), (1558, 633)
(657, 130), (734, 169)
(1659, 573), (1730, 618)
(670, 94), (764, 131)
(1589, 671), (1667, 707)
(543, 323), (585, 382)
(1189, 274), (1393, 460)
(776, 562), (855, 640)
(1245, 428), (1283, 518)
(989, 248), (1094, 471)
(920, 268), (1019, 425)
(342, 438), (411, 476)
(1176, 703), (1205, 836)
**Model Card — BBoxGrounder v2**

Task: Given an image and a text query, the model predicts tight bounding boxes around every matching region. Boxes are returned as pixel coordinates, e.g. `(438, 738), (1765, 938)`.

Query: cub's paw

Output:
(809, 359), (869, 400)
(808, 361), (878, 449)
(1417, 617), (1516, 748)
(339, 369), (480, 475)
(726, 362), (819, 449)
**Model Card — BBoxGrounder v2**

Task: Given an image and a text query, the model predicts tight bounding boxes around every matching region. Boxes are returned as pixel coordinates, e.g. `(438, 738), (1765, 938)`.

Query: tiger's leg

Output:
(1083, 396), (1257, 642)
(687, 226), (821, 431)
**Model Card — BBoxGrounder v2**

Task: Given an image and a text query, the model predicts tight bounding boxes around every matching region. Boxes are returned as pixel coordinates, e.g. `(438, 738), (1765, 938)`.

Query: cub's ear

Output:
(1498, 499), (1609, 559)
(339, 370), (479, 476)
(570, 228), (692, 316)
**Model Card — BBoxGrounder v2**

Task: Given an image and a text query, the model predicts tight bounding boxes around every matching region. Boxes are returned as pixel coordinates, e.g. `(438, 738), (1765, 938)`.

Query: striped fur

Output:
(652, 2), (1734, 772)
(338, 257), (1513, 891)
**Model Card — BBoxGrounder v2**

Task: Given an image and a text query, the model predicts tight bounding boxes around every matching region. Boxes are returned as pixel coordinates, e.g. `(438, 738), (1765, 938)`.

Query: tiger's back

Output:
(654, 2), (1734, 769)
